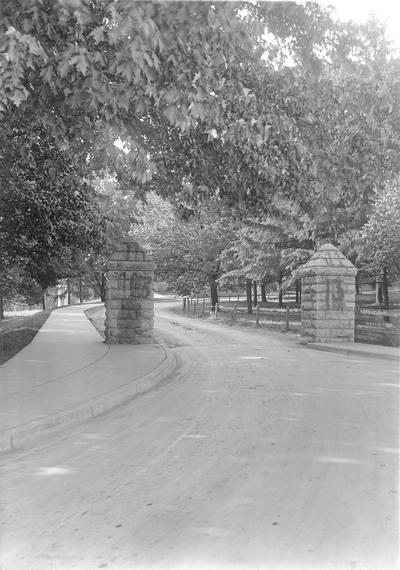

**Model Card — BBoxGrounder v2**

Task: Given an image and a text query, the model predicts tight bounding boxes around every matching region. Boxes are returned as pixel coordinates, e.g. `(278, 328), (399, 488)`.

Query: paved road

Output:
(0, 302), (398, 570)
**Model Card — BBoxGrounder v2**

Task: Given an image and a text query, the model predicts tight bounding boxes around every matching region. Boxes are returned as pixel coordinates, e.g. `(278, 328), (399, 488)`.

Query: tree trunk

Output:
(252, 280), (258, 307)
(261, 283), (267, 303)
(209, 279), (218, 312)
(376, 277), (383, 305)
(100, 272), (107, 303)
(355, 274), (359, 295)
(278, 276), (283, 308)
(0, 288), (4, 320)
(246, 278), (252, 314)
(67, 279), (71, 305)
(42, 291), (46, 311)
(381, 267), (389, 310)
(79, 279), (84, 303)
(295, 279), (301, 304)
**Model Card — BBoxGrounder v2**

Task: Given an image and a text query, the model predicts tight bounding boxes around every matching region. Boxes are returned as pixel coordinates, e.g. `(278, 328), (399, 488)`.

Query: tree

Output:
(220, 215), (313, 308)
(1, 0), (367, 210)
(68, 174), (138, 301)
(2, 0), (400, 310)
(357, 181), (400, 308)
(288, 19), (400, 244)
(0, 116), (105, 314)
(132, 193), (237, 308)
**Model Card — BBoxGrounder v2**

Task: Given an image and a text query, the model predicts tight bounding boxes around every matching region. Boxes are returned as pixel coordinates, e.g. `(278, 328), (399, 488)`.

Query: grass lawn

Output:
(85, 305), (106, 339)
(0, 311), (51, 365)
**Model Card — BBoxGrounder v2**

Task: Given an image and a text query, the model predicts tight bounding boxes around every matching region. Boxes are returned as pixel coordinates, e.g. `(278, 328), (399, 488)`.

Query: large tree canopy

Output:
(2, 1), (400, 312)
(1, 0), (372, 208)
(0, 116), (105, 293)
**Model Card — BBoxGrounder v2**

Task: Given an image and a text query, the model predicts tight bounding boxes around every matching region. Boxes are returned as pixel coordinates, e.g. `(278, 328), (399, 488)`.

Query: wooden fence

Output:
(355, 307), (400, 347)
(182, 296), (400, 346)
(182, 297), (301, 331)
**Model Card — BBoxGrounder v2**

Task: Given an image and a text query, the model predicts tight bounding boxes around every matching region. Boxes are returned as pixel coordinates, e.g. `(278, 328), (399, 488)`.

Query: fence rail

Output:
(355, 307), (400, 347)
(182, 297), (400, 346)
(182, 297), (301, 331)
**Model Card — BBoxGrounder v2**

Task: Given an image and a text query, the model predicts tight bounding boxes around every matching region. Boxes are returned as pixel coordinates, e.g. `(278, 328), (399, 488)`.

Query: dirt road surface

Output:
(0, 301), (398, 570)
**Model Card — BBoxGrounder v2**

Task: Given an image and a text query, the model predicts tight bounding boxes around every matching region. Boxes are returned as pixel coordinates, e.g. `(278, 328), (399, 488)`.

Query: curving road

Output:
(0, 301), (398, 570)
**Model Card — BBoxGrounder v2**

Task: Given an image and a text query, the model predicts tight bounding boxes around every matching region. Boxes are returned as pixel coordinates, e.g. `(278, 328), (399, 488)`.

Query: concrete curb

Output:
(303, 343), (399, 362)
(0, 340), (177, 454)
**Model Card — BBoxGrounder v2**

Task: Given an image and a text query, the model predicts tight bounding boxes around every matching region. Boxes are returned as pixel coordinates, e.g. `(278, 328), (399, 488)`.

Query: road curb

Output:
(0, 341), (177, 454)
(303, 343), (399, 361)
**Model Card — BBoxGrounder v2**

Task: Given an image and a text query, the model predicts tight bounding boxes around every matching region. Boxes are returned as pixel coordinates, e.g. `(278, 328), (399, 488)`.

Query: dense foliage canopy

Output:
(1, 1), (400, 309)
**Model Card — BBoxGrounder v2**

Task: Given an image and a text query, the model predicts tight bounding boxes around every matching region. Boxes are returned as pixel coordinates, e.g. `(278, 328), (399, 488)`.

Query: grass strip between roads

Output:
(0, 311), (51, 365)
(85, 305), (106, 339)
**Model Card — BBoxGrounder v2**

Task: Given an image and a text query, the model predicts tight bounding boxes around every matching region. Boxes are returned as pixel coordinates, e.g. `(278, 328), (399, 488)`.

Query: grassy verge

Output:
(85, 305), (106, 339)
(173, 301), (301, 334)
(0, 311), (51, 365)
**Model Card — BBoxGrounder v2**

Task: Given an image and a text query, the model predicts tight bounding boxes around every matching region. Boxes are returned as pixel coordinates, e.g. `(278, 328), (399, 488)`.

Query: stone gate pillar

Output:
(105, 238), (155, 344)
(299, 243), (357, 343)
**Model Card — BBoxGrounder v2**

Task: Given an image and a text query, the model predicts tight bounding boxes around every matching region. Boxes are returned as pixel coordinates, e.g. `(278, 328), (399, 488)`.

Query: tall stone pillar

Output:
(299, 243), (357, 343)
(105, 238), (155, 344)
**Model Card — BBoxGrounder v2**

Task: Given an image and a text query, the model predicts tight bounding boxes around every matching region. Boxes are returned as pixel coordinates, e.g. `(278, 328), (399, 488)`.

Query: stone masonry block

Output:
(107, 328), (153, 340)
(107, 300), (153, 311)
(108, 261), (155, 272)
(109, 252), (145, 262)
(121, 299), (153, 310)
(317, 319), (353, 329)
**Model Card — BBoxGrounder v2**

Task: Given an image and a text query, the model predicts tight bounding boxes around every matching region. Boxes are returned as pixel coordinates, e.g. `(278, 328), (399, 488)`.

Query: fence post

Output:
(285, 306), (290, 331)
(232, 303), (237, 322)
(256, 305), (260, 327)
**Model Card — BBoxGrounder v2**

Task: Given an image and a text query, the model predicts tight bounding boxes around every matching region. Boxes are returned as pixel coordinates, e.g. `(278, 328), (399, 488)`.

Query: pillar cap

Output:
(299, 243), (357, 276)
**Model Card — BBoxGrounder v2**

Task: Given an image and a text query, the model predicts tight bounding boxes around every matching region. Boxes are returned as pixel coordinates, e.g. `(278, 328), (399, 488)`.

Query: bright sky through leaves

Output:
(326, 0), (400, 47)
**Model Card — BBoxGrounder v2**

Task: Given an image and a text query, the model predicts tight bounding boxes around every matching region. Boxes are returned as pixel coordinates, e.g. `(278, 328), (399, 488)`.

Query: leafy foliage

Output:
(0, 115), (105, 303)
(359, 182), (400, 277)
(1, 1), (400, 310)
(132, 193), (237, 297)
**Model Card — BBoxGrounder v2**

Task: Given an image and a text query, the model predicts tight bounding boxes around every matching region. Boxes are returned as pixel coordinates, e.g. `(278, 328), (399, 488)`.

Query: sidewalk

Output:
(303, 340), (399, 361)
(0, 304), (176, 453)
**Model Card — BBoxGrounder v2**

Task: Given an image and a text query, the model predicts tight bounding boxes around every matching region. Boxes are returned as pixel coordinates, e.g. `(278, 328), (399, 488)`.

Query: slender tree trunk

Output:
(246, 278), (252, 314)
(296, 280), (301, 303)
(0, 288), (4, 320)
(376, 277), (383, 305)
(355, 274), (360, 295)
(252, 280), (258, 307)
(42, 291), (46, 311)
(381, 267), (389, 310)
(100, 272), (107, 303)
(209, 279), (218, 312)
(261, 282), (267, 303)
(278, 275), (283, 308)
(79, 279), (84, 303)
(67, 279), (71, 305)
